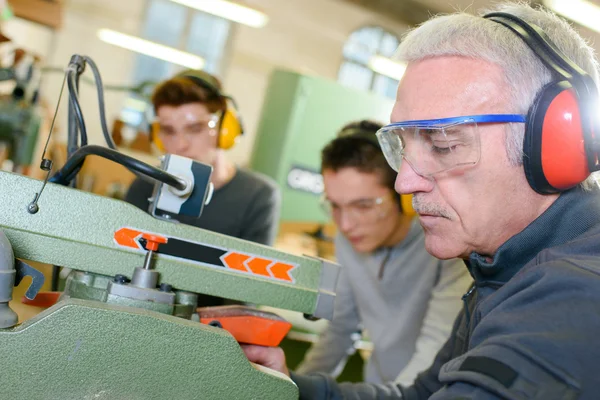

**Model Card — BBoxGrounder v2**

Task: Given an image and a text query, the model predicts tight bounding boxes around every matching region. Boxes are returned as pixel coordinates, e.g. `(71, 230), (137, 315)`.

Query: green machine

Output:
(0, 57), (340, 399)
(251, 69), (395, 223)
(0, 67), (42, 169)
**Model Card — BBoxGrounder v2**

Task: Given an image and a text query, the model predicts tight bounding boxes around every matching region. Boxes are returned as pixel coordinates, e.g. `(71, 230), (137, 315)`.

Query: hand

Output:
(241, 344), (290, 377)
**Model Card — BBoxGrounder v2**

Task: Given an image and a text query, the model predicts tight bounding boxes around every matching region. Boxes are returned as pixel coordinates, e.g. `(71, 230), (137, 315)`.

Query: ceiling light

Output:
(170, 0), (268, 28)
(543, 0), (600, 34)
(368, 56), (407, 81)
(97, 29), (205, 69)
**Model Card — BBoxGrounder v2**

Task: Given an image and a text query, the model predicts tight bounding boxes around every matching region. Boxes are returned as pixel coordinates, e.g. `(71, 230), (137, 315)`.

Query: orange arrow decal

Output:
(221, 253), (296, 283)
(246, 258), (273, 278)
(269, 262), (295, 282)
(114, 228), (143, 249)
(114, 227), (299, 284)
(222, 252), (251, 272)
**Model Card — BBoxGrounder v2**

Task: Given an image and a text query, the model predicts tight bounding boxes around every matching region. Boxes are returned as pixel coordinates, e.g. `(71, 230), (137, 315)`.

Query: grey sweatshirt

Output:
(296, 219), (471, 384)
(291, 186), (600, 399)
(125, 168), (281, 246)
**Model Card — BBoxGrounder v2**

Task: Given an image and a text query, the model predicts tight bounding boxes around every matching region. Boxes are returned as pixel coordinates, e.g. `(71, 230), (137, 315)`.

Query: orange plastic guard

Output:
(21, 291), (61, 308)
(197, 305), (292, 347)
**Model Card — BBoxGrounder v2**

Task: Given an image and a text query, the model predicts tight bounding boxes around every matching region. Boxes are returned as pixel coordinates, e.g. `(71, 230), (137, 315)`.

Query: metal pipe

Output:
(0, 230), (17, 328)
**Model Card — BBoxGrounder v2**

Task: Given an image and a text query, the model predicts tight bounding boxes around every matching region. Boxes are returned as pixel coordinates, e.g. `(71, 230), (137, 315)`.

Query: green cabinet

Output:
(251, 69), (394, 222)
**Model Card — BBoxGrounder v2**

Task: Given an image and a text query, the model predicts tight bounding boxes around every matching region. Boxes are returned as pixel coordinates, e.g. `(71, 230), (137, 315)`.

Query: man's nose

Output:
(337, 210), (356, 233)
(173, 132), (191, 152)
(395, 159), (434, 196)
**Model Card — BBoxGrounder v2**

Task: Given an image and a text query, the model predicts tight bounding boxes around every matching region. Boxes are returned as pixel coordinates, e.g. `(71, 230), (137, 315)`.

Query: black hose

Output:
(83, 56), (116, 149)
(67, 70), (87, 148)
(50, 145), (185, 191)
(66, 85), (79, 157)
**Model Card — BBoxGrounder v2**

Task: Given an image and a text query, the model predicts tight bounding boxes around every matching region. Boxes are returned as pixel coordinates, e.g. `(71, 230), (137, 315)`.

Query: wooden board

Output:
(8, 0), (63, 30)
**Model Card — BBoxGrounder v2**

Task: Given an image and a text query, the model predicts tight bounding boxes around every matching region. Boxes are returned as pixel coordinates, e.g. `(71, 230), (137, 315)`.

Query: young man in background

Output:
(126, 70), (281, 305)
(295, 120), (470, 384)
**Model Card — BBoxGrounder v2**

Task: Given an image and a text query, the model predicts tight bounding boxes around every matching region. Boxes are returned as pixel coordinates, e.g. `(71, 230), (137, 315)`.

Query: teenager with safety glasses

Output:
(294, 120), (470, 385)
(125, 70), (281, 306)
(242, 2), (600, 399)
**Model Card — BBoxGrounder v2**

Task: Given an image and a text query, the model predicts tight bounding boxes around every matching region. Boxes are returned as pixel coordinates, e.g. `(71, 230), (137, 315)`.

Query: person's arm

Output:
(394, 258), (472, 386)
(239, 183), (281, 245)
(294, 263), (361, 376)
(287, 260), (596, 400)
(243, 313), (462, 400)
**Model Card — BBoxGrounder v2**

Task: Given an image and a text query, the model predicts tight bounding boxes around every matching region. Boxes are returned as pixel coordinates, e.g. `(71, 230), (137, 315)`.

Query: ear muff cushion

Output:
(524, 80), (590, 193)
(400, 194), (416, 217)
(218, 99), (243, 150)
(150, 121), (166, 153)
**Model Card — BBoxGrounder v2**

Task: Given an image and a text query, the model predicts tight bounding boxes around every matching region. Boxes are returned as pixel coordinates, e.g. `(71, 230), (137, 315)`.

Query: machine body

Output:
(0, 170), (339, 399)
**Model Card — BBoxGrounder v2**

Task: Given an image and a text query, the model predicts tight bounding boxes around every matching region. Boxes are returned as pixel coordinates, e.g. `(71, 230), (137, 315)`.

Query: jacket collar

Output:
(467, 186), (600, 284)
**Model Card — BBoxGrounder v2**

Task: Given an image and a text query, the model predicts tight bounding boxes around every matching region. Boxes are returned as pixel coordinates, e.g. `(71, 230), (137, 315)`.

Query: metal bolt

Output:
(142, 251), (154, 270)
(140, 234), (167, 270)
(113, 274), (129, 284)
(40, 159), (53, 171)
(27, 203), (39, 214)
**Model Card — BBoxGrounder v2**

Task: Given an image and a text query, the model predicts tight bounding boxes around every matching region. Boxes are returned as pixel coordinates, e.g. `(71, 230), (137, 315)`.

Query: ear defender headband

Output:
(484, 12), (600, 194)
(338, 122), (416, 217)
(152, 70), (244, 151)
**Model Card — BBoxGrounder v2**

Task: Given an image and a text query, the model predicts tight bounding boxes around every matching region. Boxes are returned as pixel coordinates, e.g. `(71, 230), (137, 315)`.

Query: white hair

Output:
(394, 1), (600, 189)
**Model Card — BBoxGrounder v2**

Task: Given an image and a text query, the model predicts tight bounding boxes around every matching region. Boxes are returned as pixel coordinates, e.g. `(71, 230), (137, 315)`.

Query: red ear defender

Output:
(524, 81), (597, 194)
(484, 12), (600, 194)
(541, 87), (591, 190)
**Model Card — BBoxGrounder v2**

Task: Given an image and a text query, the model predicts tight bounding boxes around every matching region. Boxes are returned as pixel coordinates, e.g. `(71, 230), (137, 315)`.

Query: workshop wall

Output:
(38, 0), (146, 150)
(1, 17), (53, 59)
(7, 0), (408, 166)
(221, 0), (409, 165)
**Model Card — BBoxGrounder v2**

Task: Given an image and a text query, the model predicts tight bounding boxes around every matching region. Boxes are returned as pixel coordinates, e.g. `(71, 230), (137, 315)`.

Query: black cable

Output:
(67, 70), (87, 148)
(83, 56), (116, 149)
(66, 81), (79, 157)
(51, 55), (184, 194)
(50, 145), (186, 191)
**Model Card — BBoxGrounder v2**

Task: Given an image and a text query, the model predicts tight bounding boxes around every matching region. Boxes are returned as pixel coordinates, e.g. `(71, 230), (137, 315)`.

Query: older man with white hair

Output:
(242, 2), (600, 399)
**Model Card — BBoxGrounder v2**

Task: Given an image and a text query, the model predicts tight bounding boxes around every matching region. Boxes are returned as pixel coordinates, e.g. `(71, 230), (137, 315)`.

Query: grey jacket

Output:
(296, 221), (470, 384)
(291, 186), (600, 399)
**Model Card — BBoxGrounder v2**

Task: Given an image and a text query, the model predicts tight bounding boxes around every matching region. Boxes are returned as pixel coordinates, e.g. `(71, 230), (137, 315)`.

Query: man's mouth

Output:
(348, 236), (363, 244)
(418, 212), (442, 218)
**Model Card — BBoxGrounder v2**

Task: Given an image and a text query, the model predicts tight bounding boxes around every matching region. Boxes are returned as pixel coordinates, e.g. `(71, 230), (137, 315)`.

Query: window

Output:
(121, 0), (231, 128)
(338, 26), (400, 99)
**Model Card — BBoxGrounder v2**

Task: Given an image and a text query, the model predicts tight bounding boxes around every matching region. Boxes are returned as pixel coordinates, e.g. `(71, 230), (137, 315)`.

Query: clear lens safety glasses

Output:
(375, 114), (526, 177)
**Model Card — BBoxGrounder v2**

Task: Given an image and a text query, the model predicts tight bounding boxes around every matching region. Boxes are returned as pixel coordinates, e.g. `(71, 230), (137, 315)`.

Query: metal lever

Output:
(14, 260), (45, 300)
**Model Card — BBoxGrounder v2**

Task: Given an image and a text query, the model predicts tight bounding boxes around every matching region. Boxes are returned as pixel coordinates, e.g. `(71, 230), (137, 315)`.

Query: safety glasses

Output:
(320, 194), (392, 223)
(376, 114), (526, 177)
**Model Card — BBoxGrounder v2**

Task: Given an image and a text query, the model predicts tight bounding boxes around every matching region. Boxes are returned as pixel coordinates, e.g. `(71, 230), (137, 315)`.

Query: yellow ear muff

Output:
(217, 98), (243, 150)
(150, 121), (166, 153)
(400, 194), (416, 217)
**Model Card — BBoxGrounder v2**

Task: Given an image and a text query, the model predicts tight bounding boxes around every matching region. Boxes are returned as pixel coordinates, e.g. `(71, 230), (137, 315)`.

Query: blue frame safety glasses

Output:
(375, 114), (526, 177)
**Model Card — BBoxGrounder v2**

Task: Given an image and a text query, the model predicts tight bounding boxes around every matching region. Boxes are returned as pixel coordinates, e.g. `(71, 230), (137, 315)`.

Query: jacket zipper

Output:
(461, 284), (476, 331)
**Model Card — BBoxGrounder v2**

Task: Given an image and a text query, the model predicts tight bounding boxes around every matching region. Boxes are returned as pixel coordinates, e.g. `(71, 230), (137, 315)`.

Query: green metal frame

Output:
(1, 298), (298, 399)
(0, 171), (337, 317)
(0, 170), (342, 398)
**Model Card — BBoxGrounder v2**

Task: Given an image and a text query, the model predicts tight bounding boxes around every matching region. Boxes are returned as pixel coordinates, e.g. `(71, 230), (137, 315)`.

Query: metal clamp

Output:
(15, 260), (45, 300)
(303, 256), (340, 321)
